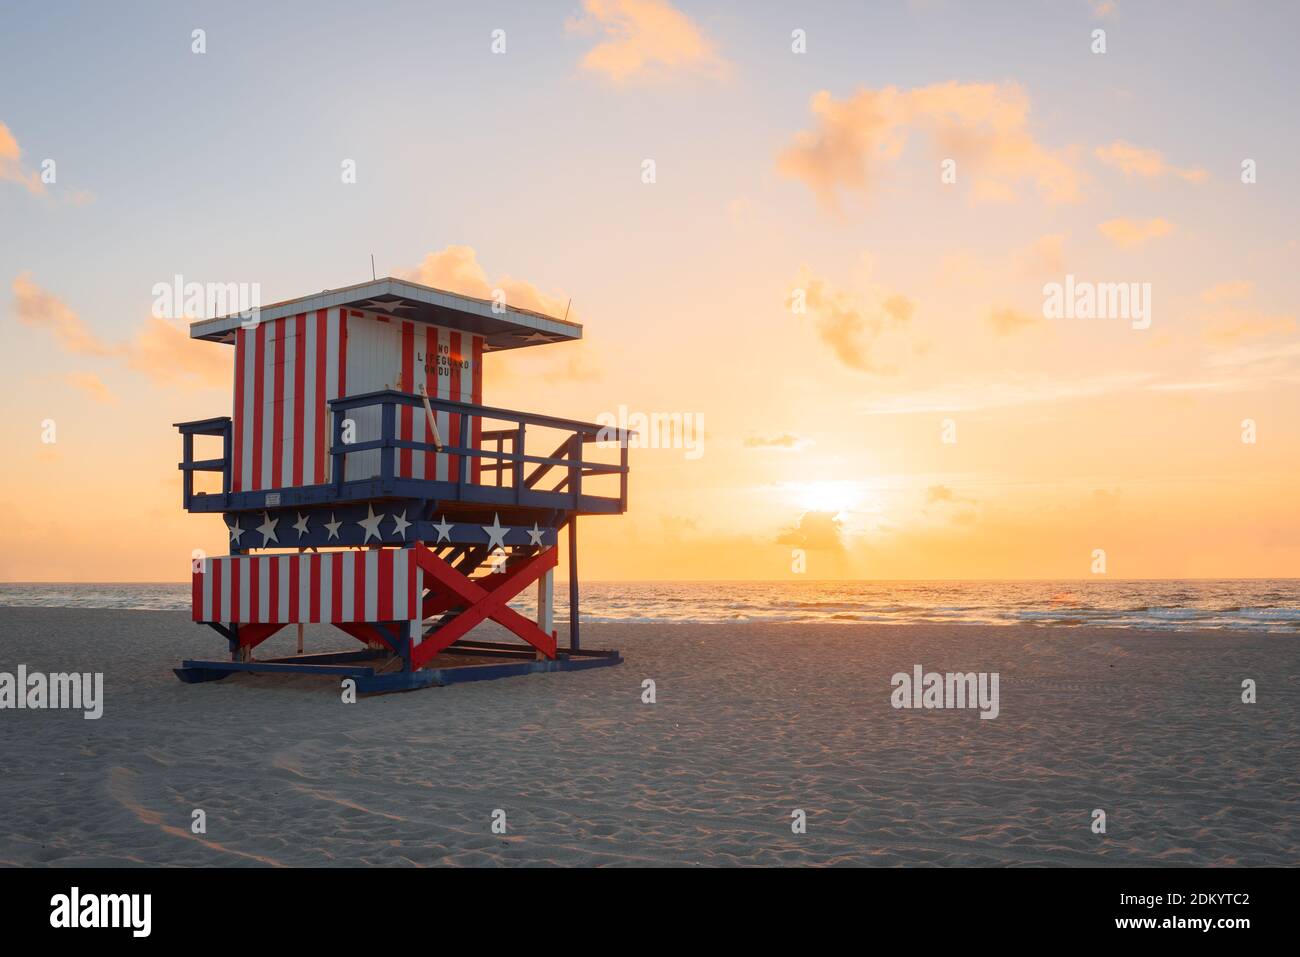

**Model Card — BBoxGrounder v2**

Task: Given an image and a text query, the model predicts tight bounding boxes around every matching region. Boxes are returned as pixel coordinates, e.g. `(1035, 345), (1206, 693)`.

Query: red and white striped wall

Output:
(193, 549), (424, 626)
(344, 309), (483, 484)
(230, 308), (483, 492)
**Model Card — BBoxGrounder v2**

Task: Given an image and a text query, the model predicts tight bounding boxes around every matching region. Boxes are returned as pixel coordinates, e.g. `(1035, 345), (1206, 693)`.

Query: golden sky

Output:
(2, 0), (1297, 581)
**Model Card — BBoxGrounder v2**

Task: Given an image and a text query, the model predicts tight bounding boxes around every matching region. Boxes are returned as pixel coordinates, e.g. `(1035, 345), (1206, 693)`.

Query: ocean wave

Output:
(3, 581), (1298, 632)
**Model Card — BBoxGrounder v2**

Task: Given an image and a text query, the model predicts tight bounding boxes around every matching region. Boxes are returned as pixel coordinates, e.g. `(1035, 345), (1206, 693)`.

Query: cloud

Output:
(1201, 280), (1253, 304)
(126, 315), (230, 388)
(858, 372), (1158, 414)
(776, 510), (845, 551)
(1097, 217), (1174, 247)
(777, 82), (1083, 211)
(396, 245), (601, 383)
(987, 306), (1040, 336)
(1193, 283), (1296, 344)
(791, 268), (915, 373)
(1015, 233), (1066, 276)
(566, 0), (727, 83)
(396, 245), (569, 318)
(925, 484), (977, 519)
(881, 294), (915, 323)
(1201, 310), (1296, 345)
(63, 372), (118, 405)
(1094, 140), (1208, 183)
(926, 484), (957, 504)
(12, 272), (113, 354)
(744, 433), (812, 451)
(0, 122), (45, 195)
(11, 273), (229, 390)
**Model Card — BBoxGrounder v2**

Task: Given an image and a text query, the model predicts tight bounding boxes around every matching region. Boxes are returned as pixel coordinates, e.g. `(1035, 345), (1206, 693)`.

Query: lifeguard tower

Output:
(173, 278), (630, 693)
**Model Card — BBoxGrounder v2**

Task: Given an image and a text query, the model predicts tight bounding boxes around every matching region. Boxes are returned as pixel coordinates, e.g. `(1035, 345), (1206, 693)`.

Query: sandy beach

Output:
(0, 606), (1295, 867)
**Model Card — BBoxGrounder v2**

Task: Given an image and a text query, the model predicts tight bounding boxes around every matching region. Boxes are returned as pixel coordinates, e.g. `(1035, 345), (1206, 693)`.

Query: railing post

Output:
(332, 405), (346, 492)
(568, 434), (581, 509)
(182, 432), (194, 509)
(620, 435), (629, 512)
(513, 423), (525, 503)
(568, 516), (580, 651)
(222, 420), (232, 497)
(458, 413), (472, 488)
(381, 398), (396, 491)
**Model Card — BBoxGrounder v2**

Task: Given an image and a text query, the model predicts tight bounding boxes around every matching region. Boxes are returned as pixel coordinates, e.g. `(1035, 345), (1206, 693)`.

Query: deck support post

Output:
(536, 559), (554, 660)
(568, 517), (580, 651)
(296, 623), (304, 655)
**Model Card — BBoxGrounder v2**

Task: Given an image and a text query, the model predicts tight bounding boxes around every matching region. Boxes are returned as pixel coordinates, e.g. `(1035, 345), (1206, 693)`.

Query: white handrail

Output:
(417, 384), (446, 451)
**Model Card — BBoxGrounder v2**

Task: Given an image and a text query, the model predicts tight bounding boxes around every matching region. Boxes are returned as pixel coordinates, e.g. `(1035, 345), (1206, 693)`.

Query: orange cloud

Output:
(11, 273), (229, 389)
(396, 246), (601, 383)
(987, 306), (1040, 336)
(127, 315), (230, 388)
(1201, 280), (1253, 304)
(778, 82), (1083, 211)
(396, 245), (569, 318)
(0, 122), (45, 195)
(12, 271), (113, 354)
(791, 268), (914, 373)
(566, 0), (727, 83)
(1097, 217), (1174, 247)
(63, 372), (119, 405)
(1015, 233), (1067, 276)
(1194, 282), (1295, 344)
(776, 511), (845, 552)
(1202, 310), (1296, 345)
(744, 433), (812, 451)
(1094, 140), (1208, 182)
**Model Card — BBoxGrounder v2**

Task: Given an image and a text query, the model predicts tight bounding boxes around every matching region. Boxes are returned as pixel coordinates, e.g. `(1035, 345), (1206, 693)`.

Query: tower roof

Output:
(188, 277), (581, 352)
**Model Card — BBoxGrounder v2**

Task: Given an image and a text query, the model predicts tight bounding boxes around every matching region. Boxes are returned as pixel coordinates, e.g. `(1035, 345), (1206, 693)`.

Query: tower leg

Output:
(568, 517), (580, 651)
(536, 561), (554, 660)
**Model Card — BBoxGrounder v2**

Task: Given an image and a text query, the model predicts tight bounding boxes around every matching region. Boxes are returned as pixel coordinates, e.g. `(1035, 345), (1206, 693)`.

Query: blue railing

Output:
(176, 416), (231, 510)
(177, 392), (631, 515)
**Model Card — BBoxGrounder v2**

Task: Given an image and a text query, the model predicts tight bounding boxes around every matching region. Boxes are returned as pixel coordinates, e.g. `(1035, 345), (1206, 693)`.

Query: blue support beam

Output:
(174, 647), (623, 693)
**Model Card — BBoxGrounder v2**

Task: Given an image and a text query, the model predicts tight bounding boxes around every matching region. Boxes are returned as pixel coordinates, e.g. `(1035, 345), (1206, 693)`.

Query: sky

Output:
(2, 0), (1298, 582)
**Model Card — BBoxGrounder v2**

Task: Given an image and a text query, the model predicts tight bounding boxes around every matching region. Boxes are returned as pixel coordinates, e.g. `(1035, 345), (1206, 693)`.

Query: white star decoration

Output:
(390, 509), (411, 539)
(228, 518), (244, 545)
(359, 298), (412, 314)
(257, 511), (279, 546)
(293, 513), (310, 538)
(433, 515), (454, 543)
(527, 522), (544, 546)
(357, 504), (386, 543)
(324, 512), (342, 540)
(482, 513), (509, 550)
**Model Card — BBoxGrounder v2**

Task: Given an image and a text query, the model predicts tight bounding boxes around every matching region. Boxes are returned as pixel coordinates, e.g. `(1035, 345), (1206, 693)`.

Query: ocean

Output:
(1, 579), (1297, 632)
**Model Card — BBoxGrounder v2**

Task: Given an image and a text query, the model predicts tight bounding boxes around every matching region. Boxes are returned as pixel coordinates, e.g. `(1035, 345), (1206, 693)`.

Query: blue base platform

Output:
(174, 641), (623, 694)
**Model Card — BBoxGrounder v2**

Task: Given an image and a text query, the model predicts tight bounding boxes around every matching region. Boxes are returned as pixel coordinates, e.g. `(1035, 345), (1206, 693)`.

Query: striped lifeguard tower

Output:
(174, 278), (630, 693)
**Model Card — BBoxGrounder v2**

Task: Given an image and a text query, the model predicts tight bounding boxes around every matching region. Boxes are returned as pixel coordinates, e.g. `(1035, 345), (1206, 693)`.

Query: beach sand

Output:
(0, 606), (1295, 866)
